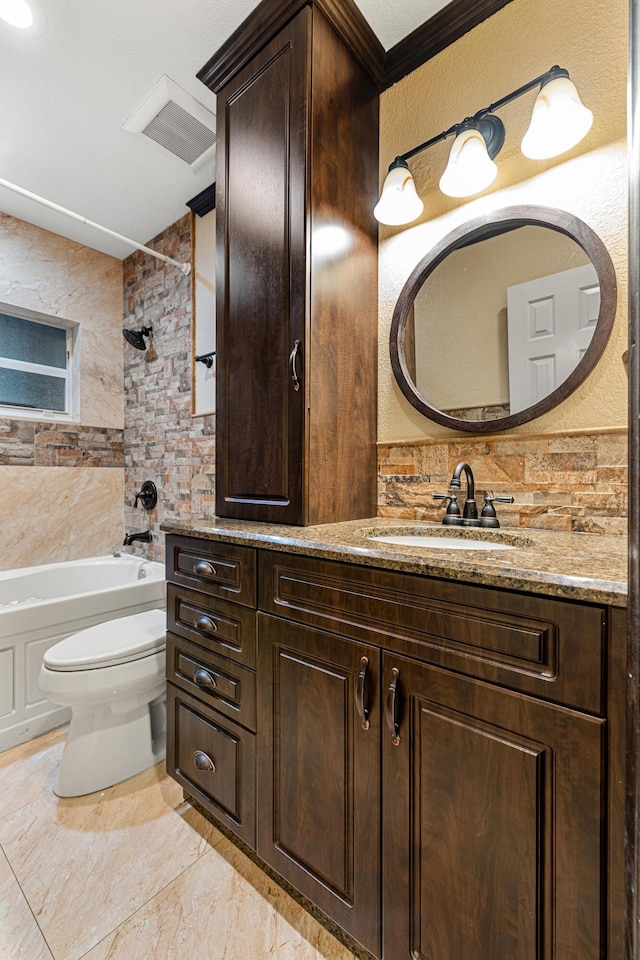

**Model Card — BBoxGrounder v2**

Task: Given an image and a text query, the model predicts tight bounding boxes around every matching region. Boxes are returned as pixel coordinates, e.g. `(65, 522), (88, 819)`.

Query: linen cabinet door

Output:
(382, 652), (606, 960)
(257, 613), (381, 956)
(214, 10), (308, 524)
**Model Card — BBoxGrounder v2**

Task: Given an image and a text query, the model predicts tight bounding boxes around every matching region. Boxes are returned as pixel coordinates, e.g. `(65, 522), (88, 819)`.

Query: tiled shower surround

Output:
(378, 429), (628, 535)
(123, 214), (216, 564)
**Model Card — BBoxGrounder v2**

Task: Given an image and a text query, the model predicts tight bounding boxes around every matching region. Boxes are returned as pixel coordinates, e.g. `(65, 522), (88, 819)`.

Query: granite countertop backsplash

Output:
(160, 517), (628, 607)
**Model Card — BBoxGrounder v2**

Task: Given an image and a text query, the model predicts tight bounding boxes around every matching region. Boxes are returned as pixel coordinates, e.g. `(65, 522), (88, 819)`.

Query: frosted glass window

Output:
(0, 368), (66, 411)
(0, 307), (75, 418)
(0, 314), (67, 368)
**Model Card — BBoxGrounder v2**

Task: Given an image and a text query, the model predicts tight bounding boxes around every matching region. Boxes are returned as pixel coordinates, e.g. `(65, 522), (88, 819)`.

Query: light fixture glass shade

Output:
(438, 127), (498, 198)
(373, 163), (424, 226)
(0, 0), (33, 27)
(521, 75), (593, 160)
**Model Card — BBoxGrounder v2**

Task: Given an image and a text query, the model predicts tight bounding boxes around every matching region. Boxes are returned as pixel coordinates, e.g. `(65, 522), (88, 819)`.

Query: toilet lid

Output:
(43, 609), (166, 671)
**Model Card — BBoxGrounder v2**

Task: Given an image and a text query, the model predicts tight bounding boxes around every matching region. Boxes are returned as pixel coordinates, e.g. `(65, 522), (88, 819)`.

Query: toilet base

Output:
(55, 695), (166, 797)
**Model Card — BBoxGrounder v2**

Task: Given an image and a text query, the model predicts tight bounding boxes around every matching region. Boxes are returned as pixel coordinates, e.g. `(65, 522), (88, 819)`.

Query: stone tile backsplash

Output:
(378, 430), (628, 535)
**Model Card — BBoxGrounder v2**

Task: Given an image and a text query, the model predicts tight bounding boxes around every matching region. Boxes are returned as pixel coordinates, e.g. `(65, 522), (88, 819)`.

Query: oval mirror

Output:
(390, 205), (617, 432)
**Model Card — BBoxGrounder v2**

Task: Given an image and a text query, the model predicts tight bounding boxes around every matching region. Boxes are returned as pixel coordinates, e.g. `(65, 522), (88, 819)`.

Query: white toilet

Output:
(38, 608), (167, 798)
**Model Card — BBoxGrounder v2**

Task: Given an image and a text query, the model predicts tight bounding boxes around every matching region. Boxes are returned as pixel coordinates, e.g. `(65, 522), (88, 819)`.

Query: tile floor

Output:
(0, 728), (358, 960)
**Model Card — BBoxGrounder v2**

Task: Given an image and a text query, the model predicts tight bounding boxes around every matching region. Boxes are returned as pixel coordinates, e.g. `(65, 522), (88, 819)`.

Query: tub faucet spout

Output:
(123, 531), (152, 546)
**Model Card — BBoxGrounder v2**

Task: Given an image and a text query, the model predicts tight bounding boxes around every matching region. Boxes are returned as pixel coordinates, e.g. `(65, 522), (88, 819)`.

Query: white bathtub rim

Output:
(0, 554), (164, 591)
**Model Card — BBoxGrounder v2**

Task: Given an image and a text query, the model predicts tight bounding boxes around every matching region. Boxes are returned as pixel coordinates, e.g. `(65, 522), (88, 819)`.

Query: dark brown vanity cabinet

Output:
(381, 654), (605, 960)
(257, 614), (381, 956)
(200, 2), (379, 525)
(165, 536), (258, 846)
(166, 536), (624, 960)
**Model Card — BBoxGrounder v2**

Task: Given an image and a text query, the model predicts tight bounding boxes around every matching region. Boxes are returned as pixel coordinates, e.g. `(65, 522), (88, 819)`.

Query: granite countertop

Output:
(160, 517), (628, 607)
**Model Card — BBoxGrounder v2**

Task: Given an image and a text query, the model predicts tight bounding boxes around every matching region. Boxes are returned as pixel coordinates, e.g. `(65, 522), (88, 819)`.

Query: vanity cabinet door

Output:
(257, 613), (381, 956)
(214, 11), (308, 524)
(382, 652), (605, 960)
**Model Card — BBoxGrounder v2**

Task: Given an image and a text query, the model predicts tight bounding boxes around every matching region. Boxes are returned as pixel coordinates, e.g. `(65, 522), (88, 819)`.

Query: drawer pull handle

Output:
(193, 750), (216, 773)
(194, 560), (216, 578)
(195, 615), (218, 634)
(355, 656), (370, 731)
(385, 667), (401, 746)
(194, 668), (217, 690)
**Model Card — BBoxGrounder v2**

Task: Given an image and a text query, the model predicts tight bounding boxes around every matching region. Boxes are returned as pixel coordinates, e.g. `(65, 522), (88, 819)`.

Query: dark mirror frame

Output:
(389, 204), (618, 433)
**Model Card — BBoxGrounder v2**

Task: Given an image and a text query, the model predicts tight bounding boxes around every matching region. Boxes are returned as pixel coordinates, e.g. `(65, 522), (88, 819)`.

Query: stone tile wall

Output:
(378, 429), (628, 535)
(123, 214), (216, 564)
(0, 419), (124, 468)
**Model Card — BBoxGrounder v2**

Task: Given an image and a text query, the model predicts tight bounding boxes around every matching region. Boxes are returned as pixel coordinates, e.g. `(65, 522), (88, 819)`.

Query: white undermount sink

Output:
(364, 526), (534, 551)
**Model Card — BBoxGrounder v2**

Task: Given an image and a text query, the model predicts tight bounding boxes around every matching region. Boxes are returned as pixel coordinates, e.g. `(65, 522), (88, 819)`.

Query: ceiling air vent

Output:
(123, 75), (216, 170)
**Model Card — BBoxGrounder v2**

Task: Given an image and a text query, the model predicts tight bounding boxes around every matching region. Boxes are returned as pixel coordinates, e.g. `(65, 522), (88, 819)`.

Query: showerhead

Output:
(122, 325), (152, 350)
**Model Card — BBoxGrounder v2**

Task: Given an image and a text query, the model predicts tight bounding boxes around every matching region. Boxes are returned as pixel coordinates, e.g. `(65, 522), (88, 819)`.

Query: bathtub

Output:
(0, 555), (166, 752)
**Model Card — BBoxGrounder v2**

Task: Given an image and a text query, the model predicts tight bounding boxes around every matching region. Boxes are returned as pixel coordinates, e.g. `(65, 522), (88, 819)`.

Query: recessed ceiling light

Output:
(0, 0), (33, 28)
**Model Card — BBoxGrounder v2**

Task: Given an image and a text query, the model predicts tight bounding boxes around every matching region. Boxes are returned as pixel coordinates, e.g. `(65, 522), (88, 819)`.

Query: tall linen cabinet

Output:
(198, 0), (382, 525)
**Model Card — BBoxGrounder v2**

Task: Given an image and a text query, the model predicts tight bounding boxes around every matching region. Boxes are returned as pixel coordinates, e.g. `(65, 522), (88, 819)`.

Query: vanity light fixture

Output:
(0, 0), (33, 28)
(374, 65), (593, 225)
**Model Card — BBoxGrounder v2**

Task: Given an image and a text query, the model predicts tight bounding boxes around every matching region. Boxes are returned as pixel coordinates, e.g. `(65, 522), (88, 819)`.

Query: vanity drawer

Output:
(167, 583), (256, 669)
(166, 534), (256, 608)
(258, 550), (606, 714)
(167, 683), (256, 848)
(167, 631), (256, 732)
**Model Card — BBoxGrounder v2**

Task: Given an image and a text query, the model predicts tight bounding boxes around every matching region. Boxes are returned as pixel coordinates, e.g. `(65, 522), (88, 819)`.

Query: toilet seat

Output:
(43, 608), (166, 671)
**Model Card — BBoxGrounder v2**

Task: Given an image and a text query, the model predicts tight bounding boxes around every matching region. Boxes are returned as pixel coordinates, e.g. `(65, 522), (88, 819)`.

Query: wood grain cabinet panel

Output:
(259, 550), (605, 713)
(167, 683), (256, 847)
(167, 583), (257, 668)
(166, 534), (256, 607)
(212, 4), (378, 525)
(167, 631), (257, 731)
(257, 613), (381, 956)
(382, 653), (605, 960)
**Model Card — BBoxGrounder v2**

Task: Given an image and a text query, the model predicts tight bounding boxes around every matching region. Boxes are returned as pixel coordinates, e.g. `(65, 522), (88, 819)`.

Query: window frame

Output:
(0, 302), (80, 422)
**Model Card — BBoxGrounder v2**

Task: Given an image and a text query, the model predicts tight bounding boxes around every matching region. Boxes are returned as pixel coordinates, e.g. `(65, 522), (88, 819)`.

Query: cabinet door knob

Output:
(289, 339), (301, 392)
(194, 560), (216, 577)
(192, 750), (216, 772)
(355, 656), (371, 730)
(385, 666), (401, 746)
(195, 615), (218, 634)
(194, 668), (217, 690)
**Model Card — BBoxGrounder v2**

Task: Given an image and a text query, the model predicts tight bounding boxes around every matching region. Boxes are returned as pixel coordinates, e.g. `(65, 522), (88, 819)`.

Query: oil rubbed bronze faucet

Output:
(433, 461), (514, 528)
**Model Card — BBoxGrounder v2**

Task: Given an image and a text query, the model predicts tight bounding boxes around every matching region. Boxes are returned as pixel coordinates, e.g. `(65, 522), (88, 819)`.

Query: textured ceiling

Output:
(0, 0), (446, 259)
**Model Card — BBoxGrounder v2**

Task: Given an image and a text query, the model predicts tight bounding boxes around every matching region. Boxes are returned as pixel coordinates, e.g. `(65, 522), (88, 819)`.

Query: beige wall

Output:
(0, 213), (125, 569)
(378, 0), (628, 441)
(413, 227), (591, 409)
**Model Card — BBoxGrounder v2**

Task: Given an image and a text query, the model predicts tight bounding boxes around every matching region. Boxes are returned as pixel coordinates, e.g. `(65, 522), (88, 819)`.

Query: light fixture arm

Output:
(389, 66), (569, 172)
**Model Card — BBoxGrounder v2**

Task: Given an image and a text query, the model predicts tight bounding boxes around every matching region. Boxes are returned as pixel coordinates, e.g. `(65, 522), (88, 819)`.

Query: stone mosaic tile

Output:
(122, 215), (217, 566)
(377, 431), (628, 534)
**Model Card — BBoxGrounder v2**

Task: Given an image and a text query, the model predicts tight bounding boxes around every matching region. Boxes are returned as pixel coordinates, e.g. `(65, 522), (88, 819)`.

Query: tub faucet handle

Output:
(133, 481), (157, 511)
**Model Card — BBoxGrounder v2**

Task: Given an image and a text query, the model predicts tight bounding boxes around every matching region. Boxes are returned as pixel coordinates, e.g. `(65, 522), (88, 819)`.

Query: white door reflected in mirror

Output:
(506, 263), (600, 414)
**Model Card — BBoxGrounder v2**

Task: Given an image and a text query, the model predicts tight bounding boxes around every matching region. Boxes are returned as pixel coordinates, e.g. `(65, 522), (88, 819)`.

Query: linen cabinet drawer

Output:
(167, 631), (256, 732)
(167, 584), (256, 668)
(166, 534), (256, 607)
(259, 550), (606, 714)
(167, 683), (256, 847)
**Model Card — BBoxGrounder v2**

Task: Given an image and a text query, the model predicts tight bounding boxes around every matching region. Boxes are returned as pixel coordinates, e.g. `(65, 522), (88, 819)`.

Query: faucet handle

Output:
(480, 493), (515, 528)
(433, 492), (461, 524)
